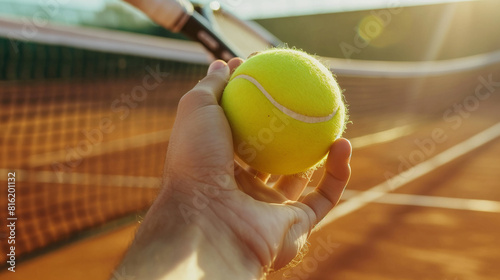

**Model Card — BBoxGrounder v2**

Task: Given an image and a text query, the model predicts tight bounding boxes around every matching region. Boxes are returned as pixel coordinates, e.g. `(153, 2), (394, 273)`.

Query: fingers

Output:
(254, 171), (271, 183)
(300, 138), (352, 223)
(247, 51), (259, 59)
(176, 60), (229, 117)
(273, 170), (314, 201)
(234, 163), (285, 203)
(228, 57), (244, 73)
(233, 155), (271, 183)
(246, 167), (271, 184)
(177, 58), (245, 118)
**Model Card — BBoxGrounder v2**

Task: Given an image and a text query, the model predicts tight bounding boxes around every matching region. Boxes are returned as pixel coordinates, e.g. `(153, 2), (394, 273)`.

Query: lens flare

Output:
(357, 14), (385, 43)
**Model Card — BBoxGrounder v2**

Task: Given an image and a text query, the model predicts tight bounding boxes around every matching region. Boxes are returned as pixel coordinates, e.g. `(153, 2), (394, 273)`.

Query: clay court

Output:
(1, 1), (500, 279)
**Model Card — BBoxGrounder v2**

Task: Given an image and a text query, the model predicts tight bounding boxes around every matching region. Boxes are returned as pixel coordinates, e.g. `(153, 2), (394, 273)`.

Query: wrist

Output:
(189, 219), (265, 280)
(172, 187), (266, 279)
(120, 181), (265, 280)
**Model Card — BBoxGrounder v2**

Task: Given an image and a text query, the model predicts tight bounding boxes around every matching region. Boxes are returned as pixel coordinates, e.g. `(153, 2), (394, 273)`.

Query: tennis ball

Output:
(221, 48), (347, 175)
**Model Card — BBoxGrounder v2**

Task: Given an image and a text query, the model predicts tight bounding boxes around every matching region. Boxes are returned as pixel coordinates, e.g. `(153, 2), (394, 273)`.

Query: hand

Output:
(115, 59), (351, 280)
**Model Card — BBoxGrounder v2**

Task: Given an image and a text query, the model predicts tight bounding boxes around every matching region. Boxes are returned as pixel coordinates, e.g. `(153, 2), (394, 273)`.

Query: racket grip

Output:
(181, 12), (238, 61)
(122, 0), (193, 32)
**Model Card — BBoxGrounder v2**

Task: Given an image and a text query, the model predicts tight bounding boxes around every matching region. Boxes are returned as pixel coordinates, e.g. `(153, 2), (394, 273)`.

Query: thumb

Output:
(176, 60), (229, 118)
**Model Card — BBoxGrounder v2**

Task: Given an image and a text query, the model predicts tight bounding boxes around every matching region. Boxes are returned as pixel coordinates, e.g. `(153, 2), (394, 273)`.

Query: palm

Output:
(231, 169), (314, 269)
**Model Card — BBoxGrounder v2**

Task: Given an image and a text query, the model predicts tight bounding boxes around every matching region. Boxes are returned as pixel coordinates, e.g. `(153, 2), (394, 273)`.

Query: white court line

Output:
(8, 123), (500, 217)
(27, 123), (415, 168)
(302, 187), (500, 213)
(341, 190), (500, 213)
(27, 122), (414, 168)
(4, 168), (499, 214)
(28, 129), (172, 167)
(0, 168), (162, 188)
(349, 124), (415, 149)
(317, 122), (500, 229)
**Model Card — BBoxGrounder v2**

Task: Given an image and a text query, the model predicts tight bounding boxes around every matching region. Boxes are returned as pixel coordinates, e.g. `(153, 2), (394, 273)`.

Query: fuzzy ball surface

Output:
(221, 48), (347, 175)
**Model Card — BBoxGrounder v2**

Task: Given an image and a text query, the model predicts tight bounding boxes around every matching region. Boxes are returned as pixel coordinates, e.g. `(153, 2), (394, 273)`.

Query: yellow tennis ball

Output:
(221, 48), (347, 175)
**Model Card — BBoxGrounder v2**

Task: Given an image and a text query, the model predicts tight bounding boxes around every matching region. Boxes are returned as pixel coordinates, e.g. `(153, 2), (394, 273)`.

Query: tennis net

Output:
(1, 15), (500, 265)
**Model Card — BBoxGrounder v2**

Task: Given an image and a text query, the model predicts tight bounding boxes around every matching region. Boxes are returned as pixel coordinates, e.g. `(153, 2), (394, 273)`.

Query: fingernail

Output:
(207, 60), (227, 74)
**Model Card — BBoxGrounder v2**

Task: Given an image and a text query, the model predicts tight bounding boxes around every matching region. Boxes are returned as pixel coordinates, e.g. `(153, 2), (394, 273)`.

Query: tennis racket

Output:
(122, 0), (282, 60)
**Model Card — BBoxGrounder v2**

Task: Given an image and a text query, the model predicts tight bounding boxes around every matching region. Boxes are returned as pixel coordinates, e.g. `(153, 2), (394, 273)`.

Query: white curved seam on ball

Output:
(233, 74), (338, 124)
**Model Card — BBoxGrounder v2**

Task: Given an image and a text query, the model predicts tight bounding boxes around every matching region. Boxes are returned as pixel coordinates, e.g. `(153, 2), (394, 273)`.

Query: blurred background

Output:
(0, 0), (499, 279)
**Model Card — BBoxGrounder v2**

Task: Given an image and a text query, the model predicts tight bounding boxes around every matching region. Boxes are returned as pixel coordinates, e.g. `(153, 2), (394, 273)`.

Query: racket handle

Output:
(122, 0), (193, 32)
(182, 12), (238, 61)
(123, 0), (238, 61)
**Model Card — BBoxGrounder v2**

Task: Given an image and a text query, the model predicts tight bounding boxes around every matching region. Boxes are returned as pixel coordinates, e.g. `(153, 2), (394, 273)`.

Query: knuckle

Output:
(183, 86), (212, 102)
(178, 86), (216, 113)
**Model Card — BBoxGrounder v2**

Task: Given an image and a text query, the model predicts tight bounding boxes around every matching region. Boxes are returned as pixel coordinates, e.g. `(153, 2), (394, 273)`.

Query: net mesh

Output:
(0, 37), (207, 263)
